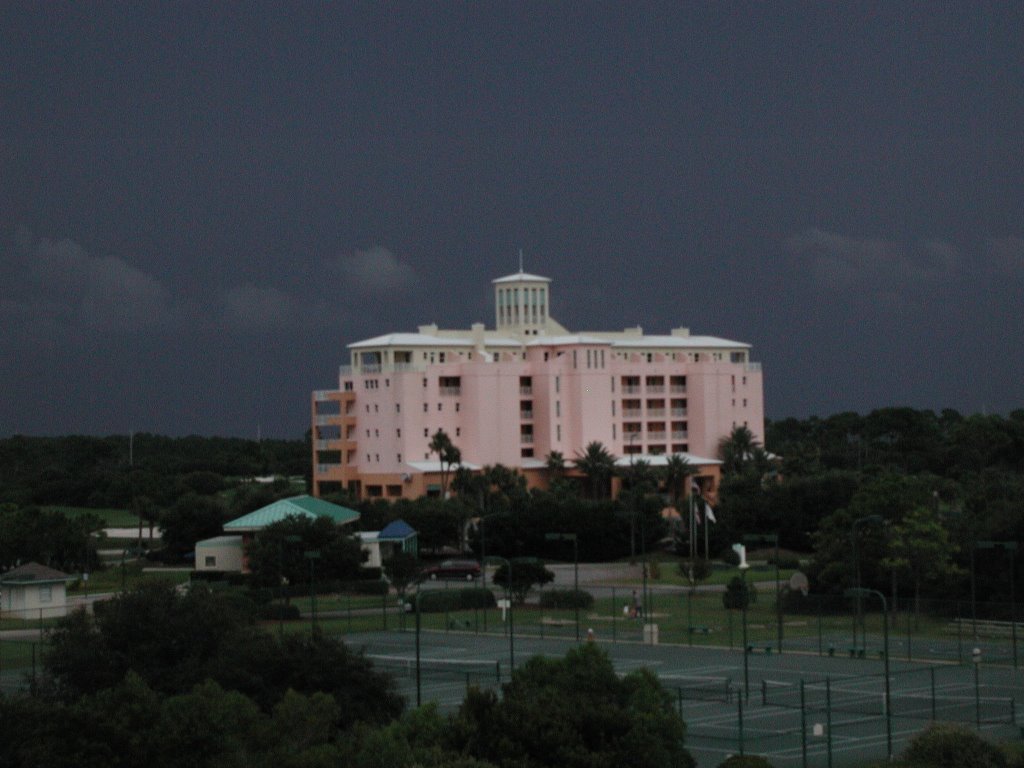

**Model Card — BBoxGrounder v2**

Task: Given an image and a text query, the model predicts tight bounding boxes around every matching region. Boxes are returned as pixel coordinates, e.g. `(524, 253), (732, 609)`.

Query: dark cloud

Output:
(331, 247), (418, 294)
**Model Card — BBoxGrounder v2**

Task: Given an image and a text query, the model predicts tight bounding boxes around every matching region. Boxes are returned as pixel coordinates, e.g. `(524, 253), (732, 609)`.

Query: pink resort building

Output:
(312, 270), (764, 501)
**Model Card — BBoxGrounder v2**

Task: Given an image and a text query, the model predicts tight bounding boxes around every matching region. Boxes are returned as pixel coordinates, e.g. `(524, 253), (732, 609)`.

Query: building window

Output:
(205, 556), (216, 568)
(556, 424), (561, 441)
(396, 429), (401, 437)
(437, 403), (442, 411)
(424, 428), (429, 437)
(375, 454), (380, 462)
(396, 403), (401, 413)
(555, 376), (560, 393)
(423, 403), (428, 412)
(397, 454), (402, 463)
(521, 447), (534, 458)
(39, 585), (52, 603)
(374, 429), (379, 437)
(456, 427), (460, 436)
(423, 377), (428, 387)
(374, 404), (378, 412)
(455, 402), (460, 412)
(555, 401), (560, 417)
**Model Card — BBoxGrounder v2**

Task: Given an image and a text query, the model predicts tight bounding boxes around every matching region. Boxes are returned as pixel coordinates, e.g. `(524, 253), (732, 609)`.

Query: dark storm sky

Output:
(2, 3), (1022, 438)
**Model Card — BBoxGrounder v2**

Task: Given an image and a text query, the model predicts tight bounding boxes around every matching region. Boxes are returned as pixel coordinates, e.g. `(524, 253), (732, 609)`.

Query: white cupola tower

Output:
(492, 270), (552, 337)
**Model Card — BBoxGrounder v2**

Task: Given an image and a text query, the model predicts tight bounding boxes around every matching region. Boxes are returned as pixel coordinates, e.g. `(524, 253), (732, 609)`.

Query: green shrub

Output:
(678, 558), (712, 582)
(260, 603), (301, 620)
(345, 579), (389, 596)
(717, 756), (774, 768)
(722, 577), (757, 610)
(902, 723), (1007, 768)
(416, 588), (496, 613)
(766, 549), (802, 569)
(539, 589), (594, 610)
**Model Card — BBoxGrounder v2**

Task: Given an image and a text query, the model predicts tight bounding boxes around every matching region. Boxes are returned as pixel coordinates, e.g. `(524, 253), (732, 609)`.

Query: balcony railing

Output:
(646, 408), (665, 418)
(520, 434), (534, 444)
(520, 386), (533, 396)
(315, 439), (339, 450)
(520, 411), (533, 420)
(314, 390), (336, 401)
(671, 408), (688, 417)
(670, 385), (687, 394)
(622, 385), (641, 394)
(646, 384), (665, 394)
(315, 415), (339, 426)
(622, 409), (642, 419)
(440, 386), (462, 396)
(672, 431), (689, 440)
(745, 362), (762, 372)
(315, 463), (341, 475)
(646, 431), (667, 441)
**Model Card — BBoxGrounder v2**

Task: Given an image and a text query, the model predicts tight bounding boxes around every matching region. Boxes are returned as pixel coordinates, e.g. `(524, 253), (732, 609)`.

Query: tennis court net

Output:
(761, 679), (1016, 724)
(367, 654), (502, 685)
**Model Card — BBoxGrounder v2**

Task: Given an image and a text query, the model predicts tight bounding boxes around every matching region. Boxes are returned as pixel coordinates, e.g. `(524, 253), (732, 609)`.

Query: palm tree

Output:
(717, 425), (761, 475)
(545, 451), (565, 477)
(573, 441), (617, 499)
(428, 429), (461, 498)
(663, 454), (696, 508)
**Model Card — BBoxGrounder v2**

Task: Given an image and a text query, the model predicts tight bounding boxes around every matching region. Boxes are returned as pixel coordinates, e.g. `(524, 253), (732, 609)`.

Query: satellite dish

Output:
(789, 571), (809, 596)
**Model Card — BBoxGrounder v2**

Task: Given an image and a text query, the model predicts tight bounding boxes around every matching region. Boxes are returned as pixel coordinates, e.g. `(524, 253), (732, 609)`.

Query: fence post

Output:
(612, 587), (617, 644)
(800, 679), (808, 768)
(687, 589), (693, 647)
(737, 691), (745, 756)
(817, 596), (823, 656)
(826, 677), (833, 768)
(930, 666), (936, 721)
(957, 601), (964, 664)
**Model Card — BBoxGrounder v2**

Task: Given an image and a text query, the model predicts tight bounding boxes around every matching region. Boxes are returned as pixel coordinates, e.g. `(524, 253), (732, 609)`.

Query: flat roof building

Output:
(312, 270), (763, 501)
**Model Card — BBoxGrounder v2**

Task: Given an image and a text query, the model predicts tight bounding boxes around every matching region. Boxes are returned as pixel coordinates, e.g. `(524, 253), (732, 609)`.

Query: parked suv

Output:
(420, 559), (481, 581)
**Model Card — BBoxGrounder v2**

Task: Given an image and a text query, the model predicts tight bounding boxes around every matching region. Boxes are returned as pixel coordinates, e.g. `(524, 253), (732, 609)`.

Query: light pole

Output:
(745, 533), (781, 652)
(851, 514), (883, 650)
(485, 555), (514, 670)
(304, 550), (321, 633)
(976, 541), (1018, 668)
(739, 554), (750, 701)
(479, 512), (502, 632)
(546, 532), (579, 642)
(278, 534), (302, 639)
(845, 587), (892, 760)
(414, 585), (425, 707)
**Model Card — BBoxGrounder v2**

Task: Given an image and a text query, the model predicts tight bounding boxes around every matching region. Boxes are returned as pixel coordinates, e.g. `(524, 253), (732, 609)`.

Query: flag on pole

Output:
(704, 504), (717, 524)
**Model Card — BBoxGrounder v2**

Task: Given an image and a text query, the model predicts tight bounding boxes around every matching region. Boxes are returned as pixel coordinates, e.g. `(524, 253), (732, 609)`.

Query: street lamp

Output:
(975, 541), (1018, 668)
(851, 515), (883, 650)
(735, 545), (751, 701)
(744, 533), (781, 653)
(304, 550), (321, 633)
(845, 587), (891, 760)
(479, 512), (503, 632)
(545, 532), (579, 642)
(485, 555), (514, 670)
(278, 534), (302, 639)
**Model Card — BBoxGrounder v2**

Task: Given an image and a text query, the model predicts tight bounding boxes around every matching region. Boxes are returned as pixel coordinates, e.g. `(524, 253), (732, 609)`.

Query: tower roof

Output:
(492, 271), (551, 284)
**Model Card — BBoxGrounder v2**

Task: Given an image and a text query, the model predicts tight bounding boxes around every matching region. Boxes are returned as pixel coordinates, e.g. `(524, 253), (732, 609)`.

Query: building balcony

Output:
(313, 390), (336, 401)
(520, 434), (534, 444)
(315, 463), (342, 475)
(670, 385), (687, 394)
(315, 439), (341, 450)
(440, 386), (462, 396)
(520, 386), (533, 396)
(520, 410), (533, 420)
(622, 385), (641, 394)
(745, 362), (762, 372)
(646, 385), (665, 394)
(672, 431), (689, 440)
(622, 409), (642, 419)
(361, 364), (382, 373)
(671, 408), (688, 417)
(646, 431), (667, 442)
(315, 415), (340, 426)
(646, 408), (666, 418)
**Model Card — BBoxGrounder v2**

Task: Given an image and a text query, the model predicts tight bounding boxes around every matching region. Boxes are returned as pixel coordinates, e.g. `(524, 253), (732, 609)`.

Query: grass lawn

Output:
(44, 506), (141, 527)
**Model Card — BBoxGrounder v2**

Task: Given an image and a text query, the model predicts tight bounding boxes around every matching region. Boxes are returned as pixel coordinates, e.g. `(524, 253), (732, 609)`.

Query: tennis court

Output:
(345, 628), (1024, 768)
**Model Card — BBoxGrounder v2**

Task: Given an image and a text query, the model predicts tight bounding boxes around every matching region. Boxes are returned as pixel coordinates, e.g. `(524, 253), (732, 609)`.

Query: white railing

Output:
(520, 411), (533, 420)
(671, 408), (688, 417)
(520, 386), (533, 396)
(520, 434), (534, 444)
(672, 431), (689, 440)
(313, 390), (336, 401)
(646, 408), (666, 418)
(315, 463), (341, 474)
(623, 385), (641, 394)
(670, 385), (687, 394)
(315, 439), (335, 450)
(745, 362), (762, 372)
(622, 409), (642, 418)
(646, 431), (667, 441)
(440, 386), (462, 396)
(315, 415), (339, 426)
(646, 384), (665, 394)
(339, 365), (353, 377)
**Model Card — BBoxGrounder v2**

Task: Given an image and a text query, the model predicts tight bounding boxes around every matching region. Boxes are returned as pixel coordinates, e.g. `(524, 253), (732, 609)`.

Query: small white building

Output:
(194, 535), (245, 572)
(0, 562), (75, 619)
(358, 519), (418, 568)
